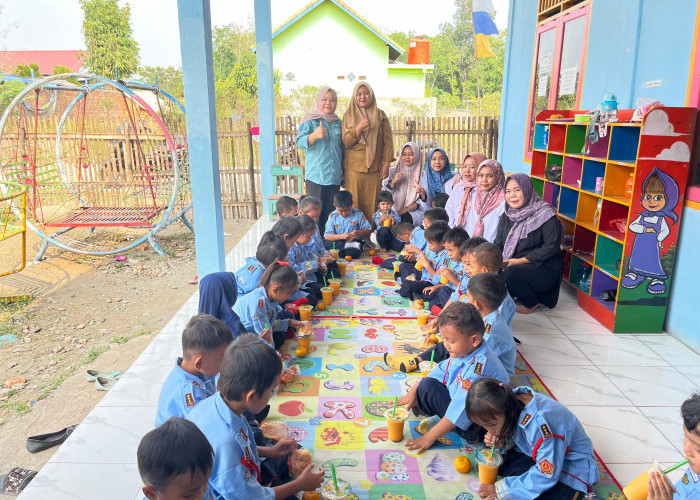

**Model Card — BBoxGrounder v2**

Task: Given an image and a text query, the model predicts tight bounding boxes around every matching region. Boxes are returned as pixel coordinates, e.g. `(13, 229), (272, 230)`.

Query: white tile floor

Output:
(17, 217), (700, 499)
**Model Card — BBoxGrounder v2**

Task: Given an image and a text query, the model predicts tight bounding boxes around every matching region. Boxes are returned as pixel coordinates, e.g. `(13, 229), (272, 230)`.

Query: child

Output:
(198, 273), (244, 338)
(275, 195), (298, 217)
(378, 221), (416, 271)
(647, 392), (700, 498)
(298, 195), (340, 280)
(432, 192), (449, 209)
(138, 417), (215, 500)
(465, 377), (599, 499)
(399, 222), (450, 300)
(373, 191), (402, 252)
(233, 262), (306, 349)
(234, 232), (288, 296)
(428, 227), (470, 311)
(155, 314), (233, 427)
(399, 207), (449, 279)
(287, 215), (324, 300)
(323, 190), (371, 259)
(467, 273), (516, 378)
(187, 336), (324, 499)
(271, 216), (304, 250)
(398, 302), (509, 452)
(470, 242), (517, 327)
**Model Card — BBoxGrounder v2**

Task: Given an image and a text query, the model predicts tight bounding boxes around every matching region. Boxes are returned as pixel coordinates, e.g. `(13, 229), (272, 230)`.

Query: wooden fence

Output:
(0, 115), (498, 221)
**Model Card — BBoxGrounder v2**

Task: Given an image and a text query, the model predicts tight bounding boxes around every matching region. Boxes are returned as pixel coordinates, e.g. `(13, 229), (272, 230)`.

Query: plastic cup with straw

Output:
(331, 463), (339, 493)
(392, 395), (398, 417)
(430, 349), (435, 369)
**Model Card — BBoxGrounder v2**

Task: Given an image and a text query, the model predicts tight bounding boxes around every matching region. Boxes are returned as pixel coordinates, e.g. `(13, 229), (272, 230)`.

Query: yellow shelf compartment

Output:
(576, 191), (601, 232)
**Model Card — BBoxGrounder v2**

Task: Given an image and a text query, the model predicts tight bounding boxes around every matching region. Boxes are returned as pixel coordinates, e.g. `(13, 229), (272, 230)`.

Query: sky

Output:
(1, 0), (509, 68)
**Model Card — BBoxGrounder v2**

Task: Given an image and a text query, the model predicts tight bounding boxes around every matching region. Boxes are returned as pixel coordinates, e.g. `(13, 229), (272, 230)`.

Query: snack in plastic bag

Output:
(288, 448), (313, 477)
(260, 419), (288, 441)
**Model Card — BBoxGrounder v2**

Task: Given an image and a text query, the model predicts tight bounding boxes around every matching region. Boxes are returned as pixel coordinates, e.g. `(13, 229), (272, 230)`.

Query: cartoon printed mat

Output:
(272, 256), (624, 500)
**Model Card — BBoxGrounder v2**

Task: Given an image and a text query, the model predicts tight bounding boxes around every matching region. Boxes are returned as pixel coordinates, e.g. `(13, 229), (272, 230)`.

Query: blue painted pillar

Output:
(254, 0), (276, 214)
(176, 0), (225, 275)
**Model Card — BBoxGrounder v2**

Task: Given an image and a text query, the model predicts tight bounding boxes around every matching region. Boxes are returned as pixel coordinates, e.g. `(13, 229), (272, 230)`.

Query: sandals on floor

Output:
(95, 377), (118, 391)
(0, 467), (38, 494)
(26, 425), (77, 453)
(86, 370), (121, 382)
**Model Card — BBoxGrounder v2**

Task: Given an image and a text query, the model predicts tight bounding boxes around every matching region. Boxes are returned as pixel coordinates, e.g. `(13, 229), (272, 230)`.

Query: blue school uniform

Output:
(445, 260), (463, 290)
(288, 242), (319, 282)
(483, 310), (517, 378)
(449, 271), (470, 303)
(233, 287), (288, 341)
(421, 248), (450, 284)
(409, 226), (428, 254)
(372, 208), (401, 228)
(188, 393), (275, 500)
(675, 466), (700, 498)
(499, 292), (516, 327)
(494, 386), (599, 499)
(154, 358), (217, 427)
(324, 208), (371, 237)
(426, 342), (509, 430)
(305, 228), (328, 259)
(234, 257), (266, 296)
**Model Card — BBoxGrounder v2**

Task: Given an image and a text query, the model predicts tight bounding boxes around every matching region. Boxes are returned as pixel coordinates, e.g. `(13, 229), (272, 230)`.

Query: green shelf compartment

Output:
(595, 234), (624, 279)
(532, 177), (544, 197)
(569, 254), (593, 295)
(564, 124), (587, 155)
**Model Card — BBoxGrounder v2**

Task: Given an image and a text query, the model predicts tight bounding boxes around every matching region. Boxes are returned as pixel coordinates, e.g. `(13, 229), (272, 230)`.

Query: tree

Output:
(138, 66), (185, 101)
(79, 0), (139, 78)
(13, 63), (39, 77)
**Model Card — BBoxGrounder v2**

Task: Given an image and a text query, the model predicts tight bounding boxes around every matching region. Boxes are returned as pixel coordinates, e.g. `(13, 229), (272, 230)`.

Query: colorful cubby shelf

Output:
(531, 107), (697, 332)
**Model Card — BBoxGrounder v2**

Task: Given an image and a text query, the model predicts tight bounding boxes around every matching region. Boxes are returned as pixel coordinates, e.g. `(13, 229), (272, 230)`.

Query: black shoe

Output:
(26, 425), (77, 453)
(514, 336), (522, 345)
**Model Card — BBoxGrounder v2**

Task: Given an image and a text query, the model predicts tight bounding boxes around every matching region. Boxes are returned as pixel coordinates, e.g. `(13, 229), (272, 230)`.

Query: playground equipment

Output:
(0, 73), (192, 261)
(0, 182), (27, 277)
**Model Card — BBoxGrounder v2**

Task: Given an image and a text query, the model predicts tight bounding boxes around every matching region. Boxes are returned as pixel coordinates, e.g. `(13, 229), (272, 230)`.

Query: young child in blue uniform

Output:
(399, 207), (449, 280)
(470, 242), (517, 327)
(323, 190), (371, 259)
(399, 222), (450, 300)
(233, 262), (306, 349)
(287, 215), (324, 301)
(298, 195), (339, 280)
(187, 335), (324, 499)
(466, 377), (599, 500)
(397, 303), (509, 452)
(427, 227), (469, 311)
(272, 216), (304, 251)
(275, 195), (298, 217)
(373, 191), (403, 252)
(432, 192), (449, 209)
(234, 232), (288, 296)
(467, 273), (516, 378)
(155, 314), (233, 427)
(646, 392), (700, 499)
(138, 417), (215, 500)
(378, 221), (416, 271)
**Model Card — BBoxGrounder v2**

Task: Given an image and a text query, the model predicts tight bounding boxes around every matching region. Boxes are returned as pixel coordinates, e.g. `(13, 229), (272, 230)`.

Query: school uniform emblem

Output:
(258, 299), (264, 308)
(682, 473), (689, 485)
(247, 265), (255, 272)
(485, 324), (492, 333)
(540, 423), (552, 439)
(185, 393), (195, 407)
(238, 276), (246, 285)
(474, 362), (483, 375)
(538, 459), (554, 475)
(520, 413), (531, 426)
(192, 380), (203, 389)
(462, 379), (471, 390)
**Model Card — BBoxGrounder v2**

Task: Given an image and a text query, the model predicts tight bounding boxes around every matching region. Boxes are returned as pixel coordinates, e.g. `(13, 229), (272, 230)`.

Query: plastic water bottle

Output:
(625, 173), (634, 199)
(542, 125), (549, 149)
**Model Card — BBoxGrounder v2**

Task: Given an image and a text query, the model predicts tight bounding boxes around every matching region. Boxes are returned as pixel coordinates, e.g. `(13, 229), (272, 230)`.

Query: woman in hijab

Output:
(342, 82), (394, 223)
(494, 173), (563, 314)
(197, 272), (243, 337)
(382, 142), (424, 224)
(297, 87), (343, 230)
(447, 151), (485, 228)
(418, 147), (454, 208)
(465, 159), (506, 241)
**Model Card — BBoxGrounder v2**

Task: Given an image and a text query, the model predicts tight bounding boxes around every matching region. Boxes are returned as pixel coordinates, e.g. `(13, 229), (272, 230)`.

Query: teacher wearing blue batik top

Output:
(296, 87), (344, 231)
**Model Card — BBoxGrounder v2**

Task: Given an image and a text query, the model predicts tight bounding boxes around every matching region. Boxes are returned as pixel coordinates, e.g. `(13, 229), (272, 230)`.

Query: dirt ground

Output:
(0, 218), (254, 474)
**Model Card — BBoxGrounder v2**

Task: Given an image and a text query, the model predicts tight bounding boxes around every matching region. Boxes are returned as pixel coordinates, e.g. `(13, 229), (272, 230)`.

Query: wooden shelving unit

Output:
(531, 107), (697, 332)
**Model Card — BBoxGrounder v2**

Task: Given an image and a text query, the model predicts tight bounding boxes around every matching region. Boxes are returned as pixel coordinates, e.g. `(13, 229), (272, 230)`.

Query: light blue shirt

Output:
(188, 393), (275, 500)
(324, 208), (371, 237)
(421, 248), (450, 284)
(445, 260), (464, 290)
(373, 208), (401, 228)
(296, 119), (343, 186)
(232, 287), (288, 340)
(304, 228), (328, 259)
(234, 257), (266, 296)
(409, 226), (428, 254)
(674, 466), (699, 498)
(288, 242), (319, 282)
(483, 310), (517, 378)
(499, 292), (516, 327)
(154, 358), (217, 427)
(449, 272), (470, 303)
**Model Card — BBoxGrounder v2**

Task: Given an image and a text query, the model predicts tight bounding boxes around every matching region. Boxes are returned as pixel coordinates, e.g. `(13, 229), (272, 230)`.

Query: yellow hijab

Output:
(342, 82), (381, 168)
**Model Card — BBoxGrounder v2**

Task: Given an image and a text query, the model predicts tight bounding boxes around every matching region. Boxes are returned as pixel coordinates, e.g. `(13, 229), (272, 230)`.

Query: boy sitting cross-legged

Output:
(154, 314), (233, 427)
(398, 222), (450, 301)
(187, 335), (324, 499)
(373, 191), (403, 252)
(397, 302), (509, 452)
(323, 190), (371, 259)
(138, 417), (215, 500)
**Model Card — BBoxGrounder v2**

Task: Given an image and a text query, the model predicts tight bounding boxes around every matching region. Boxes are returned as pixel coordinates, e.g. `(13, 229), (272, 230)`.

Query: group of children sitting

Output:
(134, 189), (700, 500)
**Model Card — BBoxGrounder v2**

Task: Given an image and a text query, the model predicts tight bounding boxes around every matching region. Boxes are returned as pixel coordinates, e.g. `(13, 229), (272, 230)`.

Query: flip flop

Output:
(86, 370), (122, 382)
(26, 425), (77, 453)
(0, 467), (38, 494)
(95, 377), (118, 391)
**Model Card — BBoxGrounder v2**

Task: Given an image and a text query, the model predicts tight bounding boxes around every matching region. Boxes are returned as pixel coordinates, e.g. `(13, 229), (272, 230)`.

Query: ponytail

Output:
(465, 377), (524, 441)
(259, 261), (298, 292)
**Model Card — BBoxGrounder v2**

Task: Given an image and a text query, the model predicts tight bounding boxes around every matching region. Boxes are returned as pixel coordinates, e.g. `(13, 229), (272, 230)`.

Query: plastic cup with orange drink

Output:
(329, 278), (341, 296)
(440, 274), (449, 285)
(321, 287), (334, 306)
(623, 462), (678, 500)
(299, 304), (313, 321)
(414, 261), (424, 272)
(419, 360), (433, 378)
(384, 407), (409, 442)
(393, 261), (400, 273)
(329, 249), (339, 261)
(477, 448), (503, 485)
(417, 310), (430, 327)
(337, 260), (347, 277)
(383, 218), (391, 227)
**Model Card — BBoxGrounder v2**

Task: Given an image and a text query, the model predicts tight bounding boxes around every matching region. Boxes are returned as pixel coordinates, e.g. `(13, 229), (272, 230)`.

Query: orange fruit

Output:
(368, 249), (376, 256)
(429, 334), (439, 343)
(345, 255), (352, 262)
(454, 455), (471, 474)
(295, 347), (308, 358)
(302, 492), (321, 500)
(316, 302), (326, 311)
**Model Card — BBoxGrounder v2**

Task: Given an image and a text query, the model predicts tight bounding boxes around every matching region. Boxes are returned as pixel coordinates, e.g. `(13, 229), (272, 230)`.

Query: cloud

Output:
(642, 109), (675, 136)
(656, 141), (690, 161)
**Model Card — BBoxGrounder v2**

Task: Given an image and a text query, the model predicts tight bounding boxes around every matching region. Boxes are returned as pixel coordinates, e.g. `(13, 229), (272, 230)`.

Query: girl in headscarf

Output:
(197, 272), (244, 338)
(446, 151), (486, 228)
(465, 159), (506, 241)
(296, 87), (343, 231)
(418, 147), (454, 208)
(342, 82), (394, 224)
(494, 173), (563, 314)
(382, 142), (424, 224)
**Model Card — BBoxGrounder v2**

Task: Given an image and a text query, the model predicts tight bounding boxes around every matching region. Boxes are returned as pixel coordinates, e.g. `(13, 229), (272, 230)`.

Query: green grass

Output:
(36, 370), (73, 401)
(111, 329), (151, 345)
(81, 346), (108, 365)
(0, 399), (31, 415)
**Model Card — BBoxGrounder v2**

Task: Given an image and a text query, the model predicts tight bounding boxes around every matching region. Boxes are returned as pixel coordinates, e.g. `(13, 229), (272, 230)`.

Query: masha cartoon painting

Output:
(621, 167), (679, 295)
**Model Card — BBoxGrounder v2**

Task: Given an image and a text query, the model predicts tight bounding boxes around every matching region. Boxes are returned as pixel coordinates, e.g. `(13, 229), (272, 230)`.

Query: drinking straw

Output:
(331, 272), (335, 279)
(663, 459), (689, 474)
(430, 349), (435, 368)
(392, 395), (398, 417)
(323, 276), (328, 287)
(333, 242), (335, 250)
(331, 463), (339, 492)
(489, 442), (495, 459)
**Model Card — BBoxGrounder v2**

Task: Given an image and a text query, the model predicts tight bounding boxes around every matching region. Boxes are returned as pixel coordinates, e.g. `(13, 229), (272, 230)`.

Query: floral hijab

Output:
(472, 159), (506, 237)
(425, 147), (454, 200)
(392, 142), (422, 210)
(456, 152), (487, 228)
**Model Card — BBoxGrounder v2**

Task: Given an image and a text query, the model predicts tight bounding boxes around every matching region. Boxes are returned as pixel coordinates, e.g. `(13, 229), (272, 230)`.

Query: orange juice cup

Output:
(297, 335), (311, 351)
(440, 275), (449, 285)
(329, 249), (339, 261)
(623, 464), (667, 500)
(414, 261), (424, 272)
(321, 478), (351, 500)
(383, 219), (391, 227)
(385, 407), (409, 442)
(477, 449), (503, 485)
(419, 360), (432, 378)
(393, 261), (400, 273)
(417, 310), (430, 327)
(337, 260), (347, 277)
(321, 286), (334, 306)
(299, 304), (313, 321)
(329, 278), (341, 296)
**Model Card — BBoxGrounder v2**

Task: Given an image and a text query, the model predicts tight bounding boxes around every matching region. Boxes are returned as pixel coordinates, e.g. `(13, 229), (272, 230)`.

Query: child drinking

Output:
(429, 227), (470, 311)
(323, 190), (371, 259)
(373, 191), (402, 252)
(397, 302), (509, 452)
(398, 222), (450, 300)
(465, 377), (599, 500)
(287, 214), (324, 300)
(299, 195), (340, 281)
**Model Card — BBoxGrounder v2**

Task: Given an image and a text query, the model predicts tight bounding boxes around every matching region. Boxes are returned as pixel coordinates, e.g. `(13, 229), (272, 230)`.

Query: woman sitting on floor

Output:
(382, 141), (424, 225)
